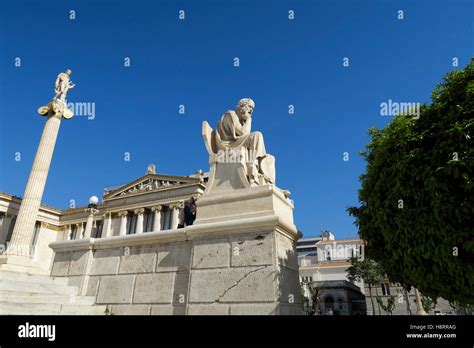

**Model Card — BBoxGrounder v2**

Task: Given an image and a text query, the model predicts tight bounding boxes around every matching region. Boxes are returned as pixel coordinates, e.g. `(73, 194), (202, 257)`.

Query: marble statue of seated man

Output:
(215, 98), (276, 186)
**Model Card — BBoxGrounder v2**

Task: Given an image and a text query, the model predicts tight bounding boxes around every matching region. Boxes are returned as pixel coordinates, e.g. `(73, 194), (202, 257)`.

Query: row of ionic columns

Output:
(67, 203), (182, 240)
(117, 203), (181, 236)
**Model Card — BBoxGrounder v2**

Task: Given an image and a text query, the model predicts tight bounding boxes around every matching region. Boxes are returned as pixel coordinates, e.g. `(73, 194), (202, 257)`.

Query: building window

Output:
(32, 222), (41, 246)
(337, 297), (344, 310)
(324, 296), (335, 312)
(381, 283), (391, 296)
(326, 250), (331, 261)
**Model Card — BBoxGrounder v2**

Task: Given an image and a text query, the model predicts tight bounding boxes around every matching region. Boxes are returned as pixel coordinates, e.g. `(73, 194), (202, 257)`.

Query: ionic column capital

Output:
(151, 205), (162, 212)
(169, 202), (183, 209)
(86, 207), (100, 215)
(118, 211), (128, 217)
(134, 208), (145, 215)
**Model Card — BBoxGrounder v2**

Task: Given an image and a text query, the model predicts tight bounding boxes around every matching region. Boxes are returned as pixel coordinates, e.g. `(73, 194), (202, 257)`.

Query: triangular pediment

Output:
(103, 173), (201, 200)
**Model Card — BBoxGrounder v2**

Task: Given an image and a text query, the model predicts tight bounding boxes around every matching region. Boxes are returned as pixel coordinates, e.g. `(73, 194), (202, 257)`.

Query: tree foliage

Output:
(377, 295), (396, 315)
(347, 257), (385, 314)
(348, 59), (474, 305)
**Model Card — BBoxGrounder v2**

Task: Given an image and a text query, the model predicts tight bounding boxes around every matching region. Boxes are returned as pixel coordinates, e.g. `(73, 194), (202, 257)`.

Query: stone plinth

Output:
(49, 186), (302, 315)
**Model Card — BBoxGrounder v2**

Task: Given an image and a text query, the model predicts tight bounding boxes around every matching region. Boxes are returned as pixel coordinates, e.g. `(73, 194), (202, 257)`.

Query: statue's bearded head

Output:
(66, 69), (72, 76)
(236, 98), (255, 121)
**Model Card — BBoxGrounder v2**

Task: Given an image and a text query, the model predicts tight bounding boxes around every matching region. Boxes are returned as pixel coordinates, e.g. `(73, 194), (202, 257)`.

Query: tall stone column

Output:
(135, 208), (145, 234)
(415, 288), (427, 315)
(7, 114), (62, 255)
(118, 211), (128, 236)
(151, 205), (162, 232)
(6, 70), (75, 258)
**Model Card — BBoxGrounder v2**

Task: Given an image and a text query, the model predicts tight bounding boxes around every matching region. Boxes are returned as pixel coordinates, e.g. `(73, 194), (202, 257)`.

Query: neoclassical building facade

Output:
(0, 166), (207, 271)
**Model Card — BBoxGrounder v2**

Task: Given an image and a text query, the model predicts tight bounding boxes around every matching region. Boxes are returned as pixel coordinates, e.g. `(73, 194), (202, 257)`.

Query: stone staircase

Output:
(0, 264), (108, 315)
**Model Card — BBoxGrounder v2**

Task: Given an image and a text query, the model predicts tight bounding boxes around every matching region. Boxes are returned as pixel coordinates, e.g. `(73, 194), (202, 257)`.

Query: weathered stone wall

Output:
(50, 228), (302, 315)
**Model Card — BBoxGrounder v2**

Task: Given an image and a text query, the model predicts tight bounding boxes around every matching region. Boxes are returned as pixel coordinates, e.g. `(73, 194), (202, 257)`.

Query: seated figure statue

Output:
(203, 98), (277, 190)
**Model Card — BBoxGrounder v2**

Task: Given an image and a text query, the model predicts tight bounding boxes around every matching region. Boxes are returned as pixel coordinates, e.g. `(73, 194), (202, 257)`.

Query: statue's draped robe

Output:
(215, 110), (275, 184)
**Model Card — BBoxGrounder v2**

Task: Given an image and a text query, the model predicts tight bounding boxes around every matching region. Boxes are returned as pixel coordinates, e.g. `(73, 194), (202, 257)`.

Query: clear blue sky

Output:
(0, 0), (472, 239)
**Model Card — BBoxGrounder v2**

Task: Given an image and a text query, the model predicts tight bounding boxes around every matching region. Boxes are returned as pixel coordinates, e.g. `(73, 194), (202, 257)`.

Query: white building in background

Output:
(297, 233), (461, 316)
(297, 234), (366, 315)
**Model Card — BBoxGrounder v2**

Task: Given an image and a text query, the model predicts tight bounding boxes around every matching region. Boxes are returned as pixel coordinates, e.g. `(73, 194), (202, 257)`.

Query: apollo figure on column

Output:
(6, 70), (76, 258)
(38, 69), (75, 119)
(53, 69), (75, 102)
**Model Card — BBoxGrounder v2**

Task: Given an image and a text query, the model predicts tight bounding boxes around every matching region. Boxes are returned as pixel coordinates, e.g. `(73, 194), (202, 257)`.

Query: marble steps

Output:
(0, 269), (107, 315)
(0, 291), (95, 305)
(0, 301), (108, 315)
(0, 263), (50, 275)
(0, 278), (78, 295)
(0, 269), (69, 285)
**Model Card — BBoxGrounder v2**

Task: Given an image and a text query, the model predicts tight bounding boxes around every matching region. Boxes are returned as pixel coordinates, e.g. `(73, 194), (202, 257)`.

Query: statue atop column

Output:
(53, 69), (75, 101)
(37, 69), (75, 119)
(6, 69), (76, 258)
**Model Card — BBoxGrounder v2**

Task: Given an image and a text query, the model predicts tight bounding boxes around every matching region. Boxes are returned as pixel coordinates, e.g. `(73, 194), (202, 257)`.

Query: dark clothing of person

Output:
(184, 205), (196, 226)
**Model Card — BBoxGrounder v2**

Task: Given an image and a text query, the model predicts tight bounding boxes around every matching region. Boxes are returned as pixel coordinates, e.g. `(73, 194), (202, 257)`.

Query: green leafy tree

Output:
(301, 281), (327, 315)
(421, 294), (437, 313)
(376, 295), (396, 315)
(348, 59), (474, 305)
(347, 257), (385, 315)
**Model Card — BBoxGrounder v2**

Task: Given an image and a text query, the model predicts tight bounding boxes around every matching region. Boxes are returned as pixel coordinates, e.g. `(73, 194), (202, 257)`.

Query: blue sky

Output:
(0, 0), (472, 239)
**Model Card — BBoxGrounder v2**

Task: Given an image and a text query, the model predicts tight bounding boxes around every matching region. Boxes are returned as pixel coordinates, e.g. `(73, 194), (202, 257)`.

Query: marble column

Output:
(7, 113), (62, 255)
(104, 213), (113, 238)
(84, 206), (99, 239)
(74, 224), (79, 240)
(77, 223), (85, 240)
(415, 288), (427, 315)
(135, 208), (145, 234)
(170, 203), (180, 230)
(65, 225), (71, 241)
(118, 211), (128, 236)
(151, 205), (162, 232)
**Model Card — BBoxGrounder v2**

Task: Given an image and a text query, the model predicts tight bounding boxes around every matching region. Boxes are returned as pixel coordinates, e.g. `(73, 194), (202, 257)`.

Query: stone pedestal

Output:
(186, 184), (301, 314)
(49, 184), (302, 315)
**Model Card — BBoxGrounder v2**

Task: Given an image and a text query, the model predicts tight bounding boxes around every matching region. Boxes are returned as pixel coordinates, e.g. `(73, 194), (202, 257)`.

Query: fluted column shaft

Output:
(77, 223), (84, 240)
(84, 213), (94, 239)
(118, 211), (128, 236)
(151, 206), (162, 232)
(84, 207), (99, 238)
(7, 115), (61, 254)
(170, 203), (180, 230)
(104, 213), (113, 237)
(135, 208), (145, 234)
